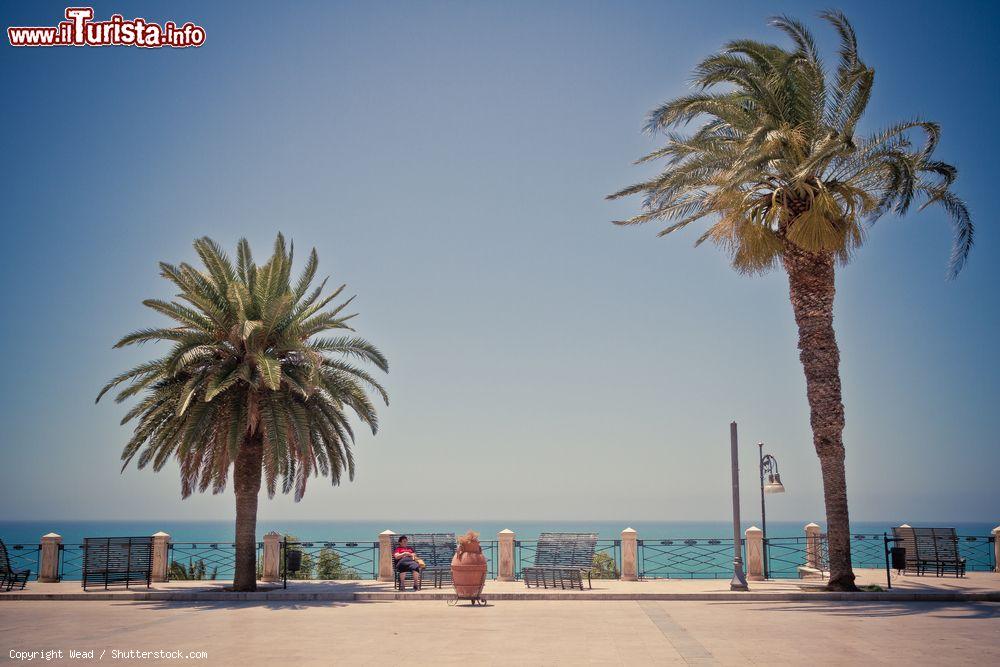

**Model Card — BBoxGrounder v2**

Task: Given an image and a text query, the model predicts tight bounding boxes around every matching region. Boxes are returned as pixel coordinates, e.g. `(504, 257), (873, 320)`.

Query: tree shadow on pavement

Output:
(708, 601), (999, 620)
(116, 599), (367, 612)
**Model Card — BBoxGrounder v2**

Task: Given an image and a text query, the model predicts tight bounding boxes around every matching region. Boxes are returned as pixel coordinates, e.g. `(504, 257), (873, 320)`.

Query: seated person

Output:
(393, 535), (423, 590)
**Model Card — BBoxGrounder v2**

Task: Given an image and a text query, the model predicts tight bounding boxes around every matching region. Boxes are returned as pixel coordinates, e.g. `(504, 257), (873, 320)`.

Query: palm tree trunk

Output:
(232, 431), (263, 592)
(781, 243), (858, 592)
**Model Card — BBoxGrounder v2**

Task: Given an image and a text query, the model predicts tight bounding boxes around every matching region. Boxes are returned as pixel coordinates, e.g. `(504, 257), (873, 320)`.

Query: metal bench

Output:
(82, 537), (154, 590)
(391, 533), (455, 590)
(522, 532), (598, 590)
(1, 539), (31, 591)
(891, 526), (966, 577)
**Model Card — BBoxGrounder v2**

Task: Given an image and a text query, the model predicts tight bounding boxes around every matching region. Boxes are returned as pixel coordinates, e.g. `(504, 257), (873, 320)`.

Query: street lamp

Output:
(729, 422), (748, 591)
(758, 442), (785, 578)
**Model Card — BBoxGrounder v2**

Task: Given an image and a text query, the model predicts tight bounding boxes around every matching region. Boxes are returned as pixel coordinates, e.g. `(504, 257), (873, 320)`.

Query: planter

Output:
(452, 563), (487, 597)
(451, 531), (488, 604)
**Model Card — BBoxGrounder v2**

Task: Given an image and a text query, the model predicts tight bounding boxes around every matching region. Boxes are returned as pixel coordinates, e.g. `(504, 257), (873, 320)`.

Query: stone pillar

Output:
(151, 532), (171, 582)
(804, 522), (821, 569)
(745, 526), (764, 581)
(620, 528), (638, 581)
(497, 529), (515, 581)
(261, 531), (281, 582)
(993, 526), (1000, 573)
(378, 530), (396, 582)
(38, 533), (62, 582)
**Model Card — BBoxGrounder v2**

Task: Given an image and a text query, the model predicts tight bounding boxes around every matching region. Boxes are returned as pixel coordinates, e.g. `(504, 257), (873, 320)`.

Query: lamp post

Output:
(729, 422), (748, 591)
(758, 442), (785, 579)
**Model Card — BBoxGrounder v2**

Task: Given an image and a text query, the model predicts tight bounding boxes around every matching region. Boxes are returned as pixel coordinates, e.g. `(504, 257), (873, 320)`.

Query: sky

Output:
(1, 0), (997, 525)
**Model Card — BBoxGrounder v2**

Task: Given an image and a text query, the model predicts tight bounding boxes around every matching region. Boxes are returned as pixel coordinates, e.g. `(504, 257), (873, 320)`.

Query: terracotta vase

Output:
(451, 532), (487, 598)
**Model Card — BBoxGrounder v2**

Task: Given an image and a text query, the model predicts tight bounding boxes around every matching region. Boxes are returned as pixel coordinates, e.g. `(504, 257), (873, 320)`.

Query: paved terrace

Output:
(4, 598), (999, 665)
(5, 572), (999, 664)
(3, 569), (998, 601)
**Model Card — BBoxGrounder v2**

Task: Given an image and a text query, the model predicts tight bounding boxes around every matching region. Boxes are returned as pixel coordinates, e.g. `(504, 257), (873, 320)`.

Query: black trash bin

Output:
(286, 549), (302, 573)
(890, 546), (906, 571)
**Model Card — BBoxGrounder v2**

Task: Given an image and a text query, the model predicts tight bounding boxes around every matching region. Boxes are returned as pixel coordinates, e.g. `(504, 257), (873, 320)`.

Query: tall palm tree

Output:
(608, 12), (973, 590)
(97, 234), (388, 591)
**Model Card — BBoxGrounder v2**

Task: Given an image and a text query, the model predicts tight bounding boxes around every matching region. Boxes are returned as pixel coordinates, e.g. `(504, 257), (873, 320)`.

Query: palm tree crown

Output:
(608, 10), (973, 278)
(97, 234), (389, 501)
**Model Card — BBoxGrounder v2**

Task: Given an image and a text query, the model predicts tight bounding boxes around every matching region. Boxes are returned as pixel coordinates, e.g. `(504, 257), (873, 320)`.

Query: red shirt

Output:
(394, 545), (414, 556)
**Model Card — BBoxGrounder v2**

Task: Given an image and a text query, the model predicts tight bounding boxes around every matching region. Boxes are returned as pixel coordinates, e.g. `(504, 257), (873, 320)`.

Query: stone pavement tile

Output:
(639, 601), (720, 664)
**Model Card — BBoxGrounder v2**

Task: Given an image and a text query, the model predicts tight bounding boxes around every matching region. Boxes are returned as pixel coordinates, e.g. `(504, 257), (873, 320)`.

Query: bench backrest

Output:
(533, 532), (598, 570)
(83, 537), (154, 585)
(916, 527), (960, 562)
(892, 526), (960, 565)
(390, 533), (456, 569)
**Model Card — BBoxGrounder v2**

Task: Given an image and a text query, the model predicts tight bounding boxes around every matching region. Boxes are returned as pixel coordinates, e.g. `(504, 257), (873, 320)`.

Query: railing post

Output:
(805, 522), (821, 569)
(497, 529), (515, 581)
(993, 525), (1000, 573)
(745, 526), (764, 581)
(620, 528), (638, 581)
(378, 530), (396, 582)
(261, 531), (281, 582)
(38, 533), (62, 582)
(150, 531), (171, 582)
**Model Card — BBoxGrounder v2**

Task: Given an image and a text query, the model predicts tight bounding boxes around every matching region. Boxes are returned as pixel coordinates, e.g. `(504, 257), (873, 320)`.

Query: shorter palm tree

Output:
(97, 234), (388, 591)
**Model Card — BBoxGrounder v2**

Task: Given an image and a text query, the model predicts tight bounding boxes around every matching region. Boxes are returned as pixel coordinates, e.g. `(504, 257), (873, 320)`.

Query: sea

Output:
(1, 519), (995, 545)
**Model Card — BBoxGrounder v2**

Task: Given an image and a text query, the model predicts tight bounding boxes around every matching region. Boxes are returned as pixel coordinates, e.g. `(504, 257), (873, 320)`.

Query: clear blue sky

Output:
(1, 0), (997, 524)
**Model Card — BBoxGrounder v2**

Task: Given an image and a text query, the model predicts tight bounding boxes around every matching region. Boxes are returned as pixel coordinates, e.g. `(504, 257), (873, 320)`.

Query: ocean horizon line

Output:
(4, 518), (996, 525)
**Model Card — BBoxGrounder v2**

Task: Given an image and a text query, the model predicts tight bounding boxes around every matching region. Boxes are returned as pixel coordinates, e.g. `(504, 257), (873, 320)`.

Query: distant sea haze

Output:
(1, 520), (995, 545)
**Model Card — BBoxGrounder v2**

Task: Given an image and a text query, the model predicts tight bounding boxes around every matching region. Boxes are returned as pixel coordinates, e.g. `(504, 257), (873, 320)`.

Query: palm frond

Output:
(609, 12), (973, 278)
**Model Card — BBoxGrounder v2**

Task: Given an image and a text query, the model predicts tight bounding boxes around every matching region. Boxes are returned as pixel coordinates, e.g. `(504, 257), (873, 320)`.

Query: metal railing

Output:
(513, 539), (620, 579)
(479, 540), (498, 579)
(956, 535), (996, 571)
(764, 536), (829, 579)
(638, 538), (744, 579)
(166, 542), (263, 581)
(57, 543), (86, 580)
(280, 540), (379, 582)
(12, 531), (994, 585)
(844, 533), (886, 568)
(512, 540), (535, 579)
(6, 543), (41, 580)
(766, 532), (996, 581)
